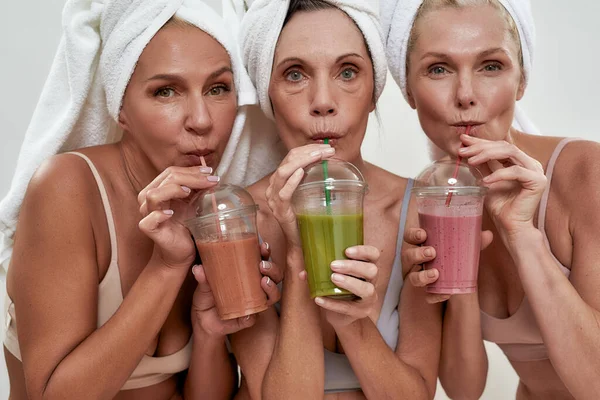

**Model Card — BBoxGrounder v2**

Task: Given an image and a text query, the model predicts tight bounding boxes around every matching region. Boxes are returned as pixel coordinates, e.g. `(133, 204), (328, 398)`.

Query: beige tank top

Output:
(3, 151), (192, 390)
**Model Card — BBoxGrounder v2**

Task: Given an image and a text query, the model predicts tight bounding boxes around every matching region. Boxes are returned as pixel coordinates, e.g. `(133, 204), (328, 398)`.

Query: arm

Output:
(261, 246), (325, 400)
(326, 204), (443, 399)
(10, 157), (195, 400)
(462, 136), (600, 399)
(259, 144), (338, 399)
(438, 294), (488, 399)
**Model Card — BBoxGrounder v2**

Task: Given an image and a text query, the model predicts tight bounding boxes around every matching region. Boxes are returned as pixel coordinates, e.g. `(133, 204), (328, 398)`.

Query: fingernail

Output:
(330, 261), (344, 270)
(315, 297), (325, 305)
(415, 230), (423, 241)
(191, 265), (198, 275)
(245, 315), (251, 321)
(264, 242), (270, 251)
(427, 269), (437, 278)
(266, 277), (272, 286)
(323, 148), (335, 154)
(458, 147), (467, 154)
(261, 260), (271, 270)
(181, 186), (191, 193)
(199, 166), (213, 174)
(207, 176), (220, 182)
(424, 248), (433, 257)
(345, 247), (357, 256)
(310, 150), (321, 157)
(163, 209), (174, 215)
(331, 273), (344, 283)
(483, 176), (491, 182)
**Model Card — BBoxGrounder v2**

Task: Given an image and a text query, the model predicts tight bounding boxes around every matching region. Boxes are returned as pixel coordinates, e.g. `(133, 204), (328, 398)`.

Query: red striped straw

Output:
(445, 125), (472, 207)
(201, 156), (222, 238)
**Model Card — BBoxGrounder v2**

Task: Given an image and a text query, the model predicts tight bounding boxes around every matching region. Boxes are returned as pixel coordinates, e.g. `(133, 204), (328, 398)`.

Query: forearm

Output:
(509, 229), (600, 399)
(336, 318), (431, 400)
(439, 295), (488, 400)
(38, 262), (188, 400)
(263, 248), (324, 400)
(184, 331), (235, 400)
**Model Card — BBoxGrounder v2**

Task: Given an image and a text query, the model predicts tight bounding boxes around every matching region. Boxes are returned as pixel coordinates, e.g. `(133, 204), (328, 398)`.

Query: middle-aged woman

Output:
(1, 1), (285, 399)
(382, 0), (600, 399)
(230, 1), (444, 399)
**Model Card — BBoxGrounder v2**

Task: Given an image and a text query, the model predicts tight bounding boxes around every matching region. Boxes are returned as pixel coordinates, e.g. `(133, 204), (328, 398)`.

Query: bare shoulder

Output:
(365, 162), (411, 203)
(23, 152), (102, 217)
(551, 139), (600, 205)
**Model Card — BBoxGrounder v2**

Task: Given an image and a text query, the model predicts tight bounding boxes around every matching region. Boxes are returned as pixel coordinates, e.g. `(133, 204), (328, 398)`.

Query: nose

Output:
(310, 77), (338, 117)
(185, 93), (213, 135)
(455, 72), (477, 109)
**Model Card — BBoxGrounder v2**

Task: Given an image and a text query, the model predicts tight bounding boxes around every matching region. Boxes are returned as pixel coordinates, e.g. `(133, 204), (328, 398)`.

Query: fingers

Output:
(483, 165), (547, 191)
(345, 245), (380, 263)
(274, 145), (335, 183)
(481, 230), (494, 250)
(426, 294), (451, 304)
(138, 166), (214, 205)
(217, 315), (257, 335)
(138, 209), (175, 236)
(298, 270), (308, 281)
(261, 275), (281, 305)
(261, 260), (284, 284)
(141, 184), (193, 216)
(192, 265), (211, 293)
(404, 228), (427, 245)
(459, 135), (544, 172)
(278, 168), (305, 202)
(408, 269), (439, 288)
(330, 273), (376, 300)
(330, 260), (377, 281)
(401, 246), (436, 268)
(260, 242), (271, 260)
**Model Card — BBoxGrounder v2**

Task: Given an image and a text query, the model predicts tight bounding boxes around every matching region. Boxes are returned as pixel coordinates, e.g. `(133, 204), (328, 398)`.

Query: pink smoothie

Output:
(418, 213), (482, 294)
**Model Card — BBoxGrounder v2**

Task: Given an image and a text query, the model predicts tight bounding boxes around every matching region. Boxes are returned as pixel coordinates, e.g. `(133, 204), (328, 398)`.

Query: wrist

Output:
(334, 317), (366, 340)
(505, 227), (546, 267)
(193, 324), (228, 347)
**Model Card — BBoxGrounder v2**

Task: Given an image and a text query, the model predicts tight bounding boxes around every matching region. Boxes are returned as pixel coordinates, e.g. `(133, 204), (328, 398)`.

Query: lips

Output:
(451, 123), (483, 136)
(181, 150), (215, 167)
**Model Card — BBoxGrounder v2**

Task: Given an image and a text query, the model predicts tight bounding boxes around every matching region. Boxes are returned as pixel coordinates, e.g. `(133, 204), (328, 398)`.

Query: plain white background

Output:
(0, 1), (598, 398)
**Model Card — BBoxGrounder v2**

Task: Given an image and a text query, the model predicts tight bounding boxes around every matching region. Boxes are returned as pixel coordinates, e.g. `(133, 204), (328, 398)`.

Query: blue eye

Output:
(429, 66), (447, 75)
(155, 88), (175, 98)
(286, 71), (304, 82)
(208, 85), (229, 96)
(340, 68), (357, 80)
(484, 63), (502, 72)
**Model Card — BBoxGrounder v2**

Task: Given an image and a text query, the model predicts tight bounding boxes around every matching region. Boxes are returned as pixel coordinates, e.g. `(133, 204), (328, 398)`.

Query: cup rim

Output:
(185, 204), (258, 228)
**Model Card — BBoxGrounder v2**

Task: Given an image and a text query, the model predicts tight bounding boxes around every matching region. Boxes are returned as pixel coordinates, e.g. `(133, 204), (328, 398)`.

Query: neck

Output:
(118, 134), (159, 195)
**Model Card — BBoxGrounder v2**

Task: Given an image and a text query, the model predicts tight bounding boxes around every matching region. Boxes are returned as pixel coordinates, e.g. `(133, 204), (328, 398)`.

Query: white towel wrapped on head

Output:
(240, 0), (388, 121)
(380, 0), (539, 135)
(0, 0), (285, 275)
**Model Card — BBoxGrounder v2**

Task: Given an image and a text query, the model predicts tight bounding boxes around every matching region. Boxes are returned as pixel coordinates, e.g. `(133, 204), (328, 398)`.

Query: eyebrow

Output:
(420, 47), (510, 61)
(147, 66), (233, 82)
(276, 52), (366, 68)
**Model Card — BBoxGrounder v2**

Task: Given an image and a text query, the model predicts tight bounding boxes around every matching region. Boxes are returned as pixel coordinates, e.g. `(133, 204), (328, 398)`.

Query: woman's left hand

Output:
(459, 134), (547, 242)
(314, 245), (380, 330)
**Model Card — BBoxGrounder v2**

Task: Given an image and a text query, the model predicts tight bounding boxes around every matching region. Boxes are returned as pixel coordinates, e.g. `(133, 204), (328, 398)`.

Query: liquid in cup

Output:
(293, 160), (367, 299)
(186, 185), (267, 319)
(413, 160), (486, 295)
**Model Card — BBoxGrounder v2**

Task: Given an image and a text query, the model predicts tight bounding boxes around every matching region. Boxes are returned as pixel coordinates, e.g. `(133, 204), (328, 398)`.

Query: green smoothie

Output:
(296, 213), (364, 298)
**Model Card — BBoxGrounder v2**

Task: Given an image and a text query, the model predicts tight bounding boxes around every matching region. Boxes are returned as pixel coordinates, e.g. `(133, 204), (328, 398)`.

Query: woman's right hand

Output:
(265, 144), (335, 249)
(402, 228), (494, 304)
(137, 166), (219, 269)
(191, 242), (284, 337)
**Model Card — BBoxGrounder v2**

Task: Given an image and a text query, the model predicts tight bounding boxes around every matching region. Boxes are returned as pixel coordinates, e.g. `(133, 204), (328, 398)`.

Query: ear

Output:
(406, 83), (417, 110)
(117, 108), (130, 132)
(516, 73), (526, 101)
(369, 96), (376, 113)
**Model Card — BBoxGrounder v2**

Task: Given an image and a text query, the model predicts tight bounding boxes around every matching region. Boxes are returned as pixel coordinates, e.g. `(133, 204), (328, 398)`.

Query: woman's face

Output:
(119, 23), (237, 171)
(406, 5), (524, 156)
(269, 8), (375, 161)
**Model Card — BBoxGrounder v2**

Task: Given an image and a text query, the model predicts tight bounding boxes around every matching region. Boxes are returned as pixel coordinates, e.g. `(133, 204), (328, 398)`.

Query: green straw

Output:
(323, 139), (332, 215)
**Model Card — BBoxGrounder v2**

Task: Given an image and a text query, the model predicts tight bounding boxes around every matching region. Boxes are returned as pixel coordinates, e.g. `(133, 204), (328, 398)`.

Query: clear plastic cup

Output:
(293, 159), (368, 299)
(412, 160), (487, 294)
(186, 184), (267, 319)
